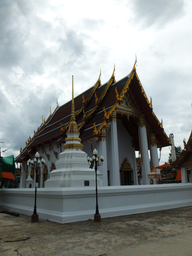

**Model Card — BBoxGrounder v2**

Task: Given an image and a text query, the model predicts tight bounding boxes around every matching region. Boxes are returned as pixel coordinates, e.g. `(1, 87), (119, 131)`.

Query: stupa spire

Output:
(45, 75), (101, 188)
(71, 75), (75, 122)
(63, 76), (83, 150)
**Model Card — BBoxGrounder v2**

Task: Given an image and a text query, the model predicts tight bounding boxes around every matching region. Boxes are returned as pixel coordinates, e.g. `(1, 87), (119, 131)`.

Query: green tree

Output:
(169, 146), (182, 163)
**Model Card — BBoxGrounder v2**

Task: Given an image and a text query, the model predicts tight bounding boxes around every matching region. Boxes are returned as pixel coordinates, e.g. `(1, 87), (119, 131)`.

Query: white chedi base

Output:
(45, 149), (102, 188)
(25, 177), (34, 188)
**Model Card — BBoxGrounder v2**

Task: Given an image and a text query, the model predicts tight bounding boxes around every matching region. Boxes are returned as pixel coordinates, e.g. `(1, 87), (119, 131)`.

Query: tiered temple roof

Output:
(172, 131), (192, 168)
(16, 64), (171, 162)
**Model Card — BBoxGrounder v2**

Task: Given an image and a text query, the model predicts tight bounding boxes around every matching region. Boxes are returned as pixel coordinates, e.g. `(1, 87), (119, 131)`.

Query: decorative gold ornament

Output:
(63, 143), (83, 150)
(160, 119), (163, 127)
(100, 128), (106, 141)
(111, 111), (117, 121)
(98, 69), (101, 82)
(83, 108), (86, 119)
(93, 123), (98, 134)
(115, 87), (120, 101)
(138, 115), (146, 127)
(133, 54), (137, 71)
(82, 94), (85, 104)
(150, 133), (157, 146)
(112, 64), (115, 78)
(50, 162), (56, 172)
(95, 92), (98, 104)
(65, 137), (81, 142)
(149, 97), (152, 108)
(103, 107), (107, 118)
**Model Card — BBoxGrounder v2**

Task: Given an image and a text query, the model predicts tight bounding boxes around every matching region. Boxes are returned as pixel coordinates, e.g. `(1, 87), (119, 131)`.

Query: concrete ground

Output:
(1, 206), (192, 256)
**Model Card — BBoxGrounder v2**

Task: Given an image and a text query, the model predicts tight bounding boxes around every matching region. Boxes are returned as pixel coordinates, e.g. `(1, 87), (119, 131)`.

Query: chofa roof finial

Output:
(133, 54), (137, 71)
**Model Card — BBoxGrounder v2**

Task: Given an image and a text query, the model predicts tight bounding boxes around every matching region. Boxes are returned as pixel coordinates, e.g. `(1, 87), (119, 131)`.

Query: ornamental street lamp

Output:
(87, 149), (104, 222)
(27, 152), (45, 222)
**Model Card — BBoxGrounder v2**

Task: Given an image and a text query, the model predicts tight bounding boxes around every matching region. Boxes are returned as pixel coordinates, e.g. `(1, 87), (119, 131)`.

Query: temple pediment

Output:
(120, 90), (139, 110)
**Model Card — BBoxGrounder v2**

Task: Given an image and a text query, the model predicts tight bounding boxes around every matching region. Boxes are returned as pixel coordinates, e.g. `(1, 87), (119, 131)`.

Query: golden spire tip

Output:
(133, 54), (137, 71)
(71, 75), (75, 121)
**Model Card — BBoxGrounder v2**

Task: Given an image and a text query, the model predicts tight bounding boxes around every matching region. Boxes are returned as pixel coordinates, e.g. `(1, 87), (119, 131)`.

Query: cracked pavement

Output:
(1, 206), (192, 256)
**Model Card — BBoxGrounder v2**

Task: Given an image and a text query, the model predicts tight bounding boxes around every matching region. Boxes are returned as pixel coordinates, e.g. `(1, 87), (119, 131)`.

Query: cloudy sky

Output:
(0, 0), (192, 164)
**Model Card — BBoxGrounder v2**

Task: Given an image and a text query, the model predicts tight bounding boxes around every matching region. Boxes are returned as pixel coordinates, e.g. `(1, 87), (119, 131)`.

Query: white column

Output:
(169, 133), (176, 162)
(150, 134), (159, 168)
(98, 129), (108, 186)
(27, 164), (31, 179)
(181, 167), (188, 183)
(132, 141), (138, 185)
(138, 115), (150, 185)
(20, 162), (26, 188)
(110, 111), (120, 186)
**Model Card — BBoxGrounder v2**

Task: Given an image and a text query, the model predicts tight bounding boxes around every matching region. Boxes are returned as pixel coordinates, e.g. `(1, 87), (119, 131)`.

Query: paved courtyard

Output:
(1, 206), (192, 256)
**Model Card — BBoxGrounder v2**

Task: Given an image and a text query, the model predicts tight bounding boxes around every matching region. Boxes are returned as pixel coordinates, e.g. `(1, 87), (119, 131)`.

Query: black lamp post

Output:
(88, 149), (104, 222)
(27, 152), (45, 222)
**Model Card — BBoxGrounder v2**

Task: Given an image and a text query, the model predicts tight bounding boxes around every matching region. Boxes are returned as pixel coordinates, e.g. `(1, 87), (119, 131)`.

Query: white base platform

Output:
(1, 184), (192, 223)
(45, 150), (102, 188)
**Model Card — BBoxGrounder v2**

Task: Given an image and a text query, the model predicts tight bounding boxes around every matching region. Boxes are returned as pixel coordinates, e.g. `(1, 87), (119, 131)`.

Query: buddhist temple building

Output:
(172, 131), (192, 183)
(15, 62), (171, 188)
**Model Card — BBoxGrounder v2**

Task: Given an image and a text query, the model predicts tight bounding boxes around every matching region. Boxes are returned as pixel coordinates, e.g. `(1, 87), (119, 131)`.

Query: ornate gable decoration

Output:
(120, 90), (138, 110)
(120, 157), (133, 172)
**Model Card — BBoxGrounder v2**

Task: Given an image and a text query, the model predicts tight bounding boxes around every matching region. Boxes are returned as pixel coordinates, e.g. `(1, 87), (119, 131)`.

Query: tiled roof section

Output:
(78, 72), (116, 131)
(15, 75), (101, 161)
(172, 130), (192, 167)
(130, 73), (171, 147)
(80, 73), (134, 139)
(16, 66), (171, 162)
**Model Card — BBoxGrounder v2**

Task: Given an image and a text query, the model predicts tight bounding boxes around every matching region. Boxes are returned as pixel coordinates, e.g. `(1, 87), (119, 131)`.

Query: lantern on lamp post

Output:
(87, 149), (104, 222)
(27, 152), (45, 222)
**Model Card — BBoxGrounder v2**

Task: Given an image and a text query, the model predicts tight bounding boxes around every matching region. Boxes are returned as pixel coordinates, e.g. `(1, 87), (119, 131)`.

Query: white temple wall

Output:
(117, 119), (137, 185)
(1, 184), (192, 223)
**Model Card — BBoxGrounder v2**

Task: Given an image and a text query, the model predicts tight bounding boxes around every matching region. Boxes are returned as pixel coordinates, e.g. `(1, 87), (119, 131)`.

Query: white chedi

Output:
(45, 76), (102, 188)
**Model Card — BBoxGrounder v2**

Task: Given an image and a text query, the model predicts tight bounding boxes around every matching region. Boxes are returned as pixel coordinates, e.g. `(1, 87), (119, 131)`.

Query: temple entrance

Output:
(120, 158), (134, 185)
